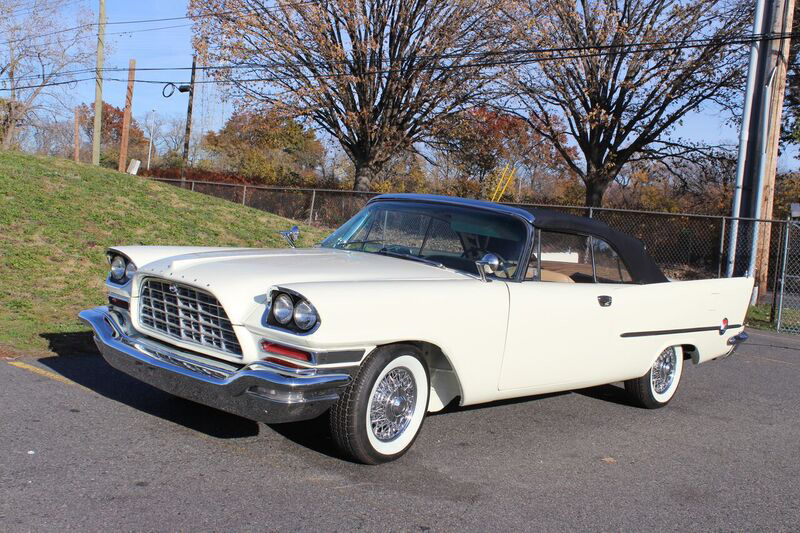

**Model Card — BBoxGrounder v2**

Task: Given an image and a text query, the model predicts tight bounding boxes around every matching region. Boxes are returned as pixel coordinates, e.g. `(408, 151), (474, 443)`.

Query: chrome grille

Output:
(138, 278), (242, 357)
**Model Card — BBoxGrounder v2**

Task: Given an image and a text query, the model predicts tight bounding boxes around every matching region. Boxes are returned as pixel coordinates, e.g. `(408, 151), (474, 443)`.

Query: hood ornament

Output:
(279, 226), (300, 248)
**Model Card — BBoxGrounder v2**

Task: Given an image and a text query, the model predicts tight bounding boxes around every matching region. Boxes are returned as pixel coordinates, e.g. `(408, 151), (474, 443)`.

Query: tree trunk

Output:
(353, 161), (377, 192)
(1, 100), (21, 150)
(583, 179), (608, 208)
(1, 123), (16, 150)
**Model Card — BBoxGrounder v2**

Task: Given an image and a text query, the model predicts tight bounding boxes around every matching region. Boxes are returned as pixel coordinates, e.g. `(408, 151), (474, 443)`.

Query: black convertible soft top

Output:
(524, 208), (668, 284)
(370, 194), (668, 285)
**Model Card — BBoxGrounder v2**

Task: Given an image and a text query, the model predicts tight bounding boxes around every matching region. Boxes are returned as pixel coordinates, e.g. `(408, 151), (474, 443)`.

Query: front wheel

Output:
(624, 346), (684, 409)
(329, 345), (429, 464)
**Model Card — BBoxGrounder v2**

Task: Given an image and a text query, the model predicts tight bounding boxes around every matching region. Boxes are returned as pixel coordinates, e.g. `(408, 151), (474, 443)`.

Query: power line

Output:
(2, 29), (771, 85)
(2, 30), (796, 92)
(0, 0), (320, 47)
(2, 0), (87, 19)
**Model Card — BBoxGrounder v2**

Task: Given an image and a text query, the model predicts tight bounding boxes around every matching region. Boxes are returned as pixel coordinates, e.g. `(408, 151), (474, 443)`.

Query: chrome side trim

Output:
(621, 324), (743, 338)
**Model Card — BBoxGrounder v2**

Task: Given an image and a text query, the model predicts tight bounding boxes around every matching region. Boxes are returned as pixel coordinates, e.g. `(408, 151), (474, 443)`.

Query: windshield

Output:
(321, 201), (530, 279)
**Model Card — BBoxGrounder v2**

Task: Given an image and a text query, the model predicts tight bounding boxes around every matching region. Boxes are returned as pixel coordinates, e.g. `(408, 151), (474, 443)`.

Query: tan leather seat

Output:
(540, 269), (574, 283)
(524, 265), (575, 283)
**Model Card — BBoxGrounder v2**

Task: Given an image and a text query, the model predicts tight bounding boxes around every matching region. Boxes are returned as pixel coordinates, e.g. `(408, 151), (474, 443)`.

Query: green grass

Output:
(746, 304), (774, 330)
(0, 152), (328, 356)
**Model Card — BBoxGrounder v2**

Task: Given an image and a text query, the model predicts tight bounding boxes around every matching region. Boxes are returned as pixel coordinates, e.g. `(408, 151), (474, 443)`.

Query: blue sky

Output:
(66, 0), (797, 171)
(70, 0), (227, 138)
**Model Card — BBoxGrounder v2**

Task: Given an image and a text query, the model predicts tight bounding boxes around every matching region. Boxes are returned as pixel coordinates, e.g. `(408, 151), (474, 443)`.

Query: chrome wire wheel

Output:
(369, 367), (417, 442)
(651, 347), (678, 395)
(625, 346), (683, 409)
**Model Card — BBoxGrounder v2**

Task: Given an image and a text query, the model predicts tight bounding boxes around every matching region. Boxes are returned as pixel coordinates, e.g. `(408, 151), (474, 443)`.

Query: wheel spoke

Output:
(369, 367), (417, 442)
(651, 347), (676, 394)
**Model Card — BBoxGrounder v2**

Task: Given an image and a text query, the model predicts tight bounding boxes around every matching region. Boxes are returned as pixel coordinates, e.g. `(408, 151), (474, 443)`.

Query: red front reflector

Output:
(722, 318), (729, 329)
(260, 341), (311, 362)
(263, 356), (307, 369)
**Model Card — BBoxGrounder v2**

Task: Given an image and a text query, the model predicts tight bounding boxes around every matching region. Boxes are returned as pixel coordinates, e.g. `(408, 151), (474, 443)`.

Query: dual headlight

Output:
(271, 292), (318, 331)
(107, 253), (137, 283)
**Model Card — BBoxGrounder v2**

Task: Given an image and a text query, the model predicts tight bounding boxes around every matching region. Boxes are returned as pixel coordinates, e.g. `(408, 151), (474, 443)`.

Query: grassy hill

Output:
(0, 152), (328, 356)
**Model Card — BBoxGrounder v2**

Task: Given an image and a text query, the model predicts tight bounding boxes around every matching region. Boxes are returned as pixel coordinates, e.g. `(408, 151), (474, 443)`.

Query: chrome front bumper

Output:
(78, 307), (351, 424)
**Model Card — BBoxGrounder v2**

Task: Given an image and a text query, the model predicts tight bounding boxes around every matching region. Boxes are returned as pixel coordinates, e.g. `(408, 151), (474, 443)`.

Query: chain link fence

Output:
(151, 177), (793, 328)
(777, 221), (800, 334)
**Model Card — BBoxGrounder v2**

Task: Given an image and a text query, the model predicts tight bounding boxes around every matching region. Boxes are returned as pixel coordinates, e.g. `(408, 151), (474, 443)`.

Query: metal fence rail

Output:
(150, 177), (791, 326)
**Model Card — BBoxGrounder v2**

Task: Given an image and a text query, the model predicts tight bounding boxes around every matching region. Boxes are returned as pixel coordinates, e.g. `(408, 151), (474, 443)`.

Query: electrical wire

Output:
(1, 30), (796, 92)
(1, 0), (87, 19)
(0, 0), (320, 47)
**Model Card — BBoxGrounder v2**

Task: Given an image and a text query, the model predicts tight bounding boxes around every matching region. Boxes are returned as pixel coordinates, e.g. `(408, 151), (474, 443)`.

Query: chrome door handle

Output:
(597, 295), (612, 307)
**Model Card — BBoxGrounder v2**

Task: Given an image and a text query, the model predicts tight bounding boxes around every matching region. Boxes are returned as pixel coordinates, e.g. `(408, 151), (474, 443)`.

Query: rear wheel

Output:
(329, 344), (429, 464)
(624, 346), (684, 409)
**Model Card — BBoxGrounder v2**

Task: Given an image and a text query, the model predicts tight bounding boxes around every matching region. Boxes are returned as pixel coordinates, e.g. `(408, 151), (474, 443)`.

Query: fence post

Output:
(308, 189), (316, 224)
(770, 219), (786, 324)
(242, 185), (247, 206)
(588, 207), (593, 219)
(190, 181), (195, 192)
(776, 218), (791, 331)
(717, 217), (727, 278)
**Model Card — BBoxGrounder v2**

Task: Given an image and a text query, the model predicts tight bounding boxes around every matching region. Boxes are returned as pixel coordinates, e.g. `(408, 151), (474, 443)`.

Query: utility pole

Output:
(118, 59), (136, 173)
(73, 107), (80, 162)
(146, 110), (155, 171)
(180, 56), (197, 183)
(91, 0), (106, 166)
(754, 0), (796, 297)
(727, 0), (795, 298)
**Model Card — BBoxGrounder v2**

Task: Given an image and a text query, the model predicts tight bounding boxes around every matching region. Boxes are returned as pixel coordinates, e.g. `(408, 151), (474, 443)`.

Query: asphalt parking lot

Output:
(2, 329), (799, 531)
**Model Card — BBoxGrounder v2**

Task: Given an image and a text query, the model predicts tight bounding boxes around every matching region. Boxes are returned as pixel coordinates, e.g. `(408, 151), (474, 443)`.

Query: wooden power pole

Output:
(91, 0), (106, 166)
(73, 107), (80, 162)
(118, 59), (136, 173)
(755, 0), (796, 297)
(180, 56), (197, 183)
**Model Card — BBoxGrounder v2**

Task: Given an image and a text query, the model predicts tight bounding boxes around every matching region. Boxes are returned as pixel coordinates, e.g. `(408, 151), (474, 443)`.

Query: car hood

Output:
(134, 247), (466, 322)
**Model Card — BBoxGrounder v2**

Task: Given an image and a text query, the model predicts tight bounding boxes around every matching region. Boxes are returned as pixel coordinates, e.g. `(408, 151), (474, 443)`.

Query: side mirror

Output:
(280, 225), (300, 248)
(475, 253), (500, 282)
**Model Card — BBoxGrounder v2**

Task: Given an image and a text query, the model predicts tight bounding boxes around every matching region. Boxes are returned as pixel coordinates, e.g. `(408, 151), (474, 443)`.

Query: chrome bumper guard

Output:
(722, 331), (749, 359)
(78, 307), (351, 424)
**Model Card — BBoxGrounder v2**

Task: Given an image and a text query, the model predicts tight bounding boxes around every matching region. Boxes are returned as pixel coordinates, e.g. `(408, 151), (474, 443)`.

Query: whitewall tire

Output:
(624, 346), (684, 409)
(330, 345), (429, 464)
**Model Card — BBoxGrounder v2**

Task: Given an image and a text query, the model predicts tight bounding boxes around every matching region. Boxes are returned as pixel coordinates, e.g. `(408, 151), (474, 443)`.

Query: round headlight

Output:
(110, 255), (126, 280)
(293, 300), (318, 331)
(272, 293), (294, 324)
(125, 261), (137, 279)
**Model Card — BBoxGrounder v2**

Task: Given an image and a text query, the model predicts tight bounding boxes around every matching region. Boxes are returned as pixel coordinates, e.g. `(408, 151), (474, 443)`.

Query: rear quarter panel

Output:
(612, 276), (754, 377)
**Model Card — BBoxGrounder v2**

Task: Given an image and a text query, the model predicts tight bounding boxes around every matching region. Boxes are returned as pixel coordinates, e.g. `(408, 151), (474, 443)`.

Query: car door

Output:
(498, 230), (632, 392)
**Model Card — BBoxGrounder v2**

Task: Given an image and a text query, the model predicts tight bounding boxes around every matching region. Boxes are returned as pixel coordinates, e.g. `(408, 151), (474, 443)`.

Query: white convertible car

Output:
(80, 194), (752, 464)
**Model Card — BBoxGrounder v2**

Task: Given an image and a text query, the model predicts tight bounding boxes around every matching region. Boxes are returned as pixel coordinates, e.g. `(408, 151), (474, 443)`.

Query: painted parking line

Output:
(6, 360), (92, 392)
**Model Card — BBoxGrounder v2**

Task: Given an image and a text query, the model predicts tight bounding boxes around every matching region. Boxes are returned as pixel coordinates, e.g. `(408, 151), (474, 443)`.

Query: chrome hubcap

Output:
(651, 347), (677, 394)
(370, 367), (416, 442)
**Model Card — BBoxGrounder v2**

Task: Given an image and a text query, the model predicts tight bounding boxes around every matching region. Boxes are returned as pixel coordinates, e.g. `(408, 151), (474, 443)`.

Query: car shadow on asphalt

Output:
(38, 331), (261, 440)
(574, 384), (637, 407)
(36, 331), (634, 459)
(430, 384), (634, 416)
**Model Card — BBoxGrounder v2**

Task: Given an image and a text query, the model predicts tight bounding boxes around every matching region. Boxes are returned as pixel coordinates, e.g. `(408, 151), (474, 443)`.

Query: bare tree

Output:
(160, 116), (186, 154)
(26, 112), (73, 157)
(505, 0), (749, 206)
(190, 0), (509, 191)
(138, 110), (164, 164)
(0, 0), (94, 149)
